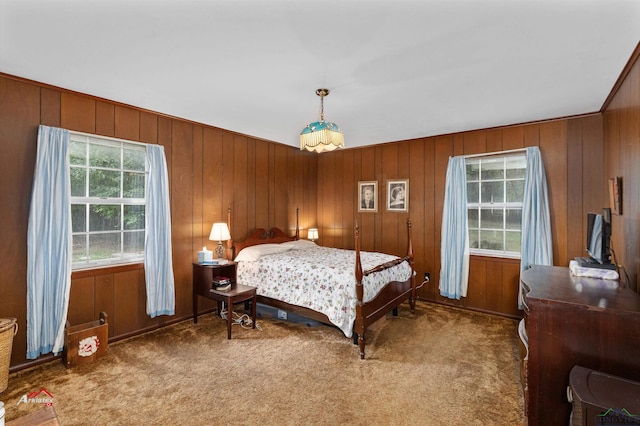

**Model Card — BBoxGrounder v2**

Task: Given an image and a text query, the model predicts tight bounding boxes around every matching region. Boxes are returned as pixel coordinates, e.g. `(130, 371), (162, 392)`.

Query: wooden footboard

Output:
(354, 218), (415, 359)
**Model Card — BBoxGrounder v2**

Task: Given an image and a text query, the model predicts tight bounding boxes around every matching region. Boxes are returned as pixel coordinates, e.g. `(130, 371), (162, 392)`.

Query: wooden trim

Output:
(601, 41), (640, 112)
(71, 262), (143, 279)
(469, 255), (521, 264)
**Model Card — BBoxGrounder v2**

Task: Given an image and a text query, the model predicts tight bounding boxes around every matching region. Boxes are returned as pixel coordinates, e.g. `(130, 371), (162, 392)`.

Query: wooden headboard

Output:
(233, 228), (297, 254)
(228, 208), (300, 257)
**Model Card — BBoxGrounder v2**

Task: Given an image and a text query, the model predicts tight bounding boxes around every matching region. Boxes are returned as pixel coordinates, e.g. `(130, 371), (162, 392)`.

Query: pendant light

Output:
(300, 88), (344, 153)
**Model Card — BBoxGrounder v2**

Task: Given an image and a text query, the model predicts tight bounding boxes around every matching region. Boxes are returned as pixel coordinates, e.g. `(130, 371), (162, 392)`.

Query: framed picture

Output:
(387, 179), (408, 212)
(608, 176), (622, 215)
(358, 181), (378, 212)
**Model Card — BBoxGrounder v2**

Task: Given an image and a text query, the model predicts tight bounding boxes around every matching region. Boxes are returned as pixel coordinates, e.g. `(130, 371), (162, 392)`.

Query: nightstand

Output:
(192, 262), (257, 339)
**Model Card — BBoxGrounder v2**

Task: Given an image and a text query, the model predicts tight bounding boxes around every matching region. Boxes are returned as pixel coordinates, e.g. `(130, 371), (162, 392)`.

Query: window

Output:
(70, 133), (147, 269)
(466, 154), (526, 258)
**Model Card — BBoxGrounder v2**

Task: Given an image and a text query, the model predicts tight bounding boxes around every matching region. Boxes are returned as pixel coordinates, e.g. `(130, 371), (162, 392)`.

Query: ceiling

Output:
(1, 1), (639, 149)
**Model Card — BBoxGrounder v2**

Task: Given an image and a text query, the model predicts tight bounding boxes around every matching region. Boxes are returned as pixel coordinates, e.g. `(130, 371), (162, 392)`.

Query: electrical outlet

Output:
(277, 310), (288, 320)
(424, 272), (430, 282)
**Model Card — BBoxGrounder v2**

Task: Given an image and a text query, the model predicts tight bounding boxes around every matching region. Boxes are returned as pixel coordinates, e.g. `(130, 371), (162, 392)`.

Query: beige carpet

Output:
(2, 302), (525, 425)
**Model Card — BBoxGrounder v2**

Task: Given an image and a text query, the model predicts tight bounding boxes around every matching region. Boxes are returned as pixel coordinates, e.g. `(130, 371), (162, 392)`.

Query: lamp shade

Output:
(300, 121), (344, 153)
(308, 228), (319, 241)
(209, 223), (231, 242)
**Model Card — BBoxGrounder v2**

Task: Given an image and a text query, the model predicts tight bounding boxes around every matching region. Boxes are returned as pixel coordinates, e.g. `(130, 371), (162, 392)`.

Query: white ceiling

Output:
(1, 0), (639, 149)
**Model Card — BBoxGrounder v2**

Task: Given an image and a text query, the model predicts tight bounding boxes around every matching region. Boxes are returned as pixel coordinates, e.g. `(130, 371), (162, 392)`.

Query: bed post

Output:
(354, 221), (366, 359)
(407, 218), (416, 311)
(226, 207), (233, 260)
(295, 207), (300, 240)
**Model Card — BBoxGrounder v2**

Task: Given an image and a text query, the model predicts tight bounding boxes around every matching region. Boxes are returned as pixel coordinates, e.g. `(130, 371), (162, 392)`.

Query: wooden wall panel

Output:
(502, 262), (521, 317)
(245, 138), (257, 233)
(96, 101), (115, 137)
(139, 111), (158, 145)
(344, 150), (355, 246)
(604, 43), (640, 291)
(540, 120), (568, 265)
(326, 149), (340, 245)
(567, 119), (585, 259)
(67, 277), (95, 328)
(203, 127), (223, 231)
(318, 149), (334, 246)
(61, 92), (95, 133)
(503, 125), (525, 150)
(0, 77), (40, 367)
(463, 129), (486, 155)
(233, 134), (249, 235)
(409, 139), (426, 291)
(486, 128), (503, 153)
(94, 274), (115, 337)
(381, 144), (399, 254)
(114, 105), (140, 141)
(485, 262), (504, 313)
(421, 137), (437, 299)
(192, 125), (205, 254)
(221, 132), (236, 218)
(253, 140), (269, 232)
(40, 88), (60, 127)
(467, 258), (487, 308)
(432, 135), (454, 300)
(171, 120), (195, 317)
(113, 269), (140, 337)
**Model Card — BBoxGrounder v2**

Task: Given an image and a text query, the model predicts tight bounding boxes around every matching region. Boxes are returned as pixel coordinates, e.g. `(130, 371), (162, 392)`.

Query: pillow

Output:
(234, 243), (291, 262)
(280, 239), (317, 250)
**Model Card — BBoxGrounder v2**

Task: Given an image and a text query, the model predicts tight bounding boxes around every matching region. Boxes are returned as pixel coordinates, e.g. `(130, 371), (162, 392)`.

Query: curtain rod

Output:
(462, 147), (528, 159)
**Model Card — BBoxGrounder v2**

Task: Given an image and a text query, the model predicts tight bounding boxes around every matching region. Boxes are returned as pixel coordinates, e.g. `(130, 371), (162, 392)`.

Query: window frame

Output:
(69, 131), (148, 270)
(466, 153), (526, 259)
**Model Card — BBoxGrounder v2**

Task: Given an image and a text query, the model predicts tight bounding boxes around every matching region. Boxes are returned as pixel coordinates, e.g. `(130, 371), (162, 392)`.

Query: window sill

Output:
(469, 254), (521, 264)
(71, 262), (144, 279)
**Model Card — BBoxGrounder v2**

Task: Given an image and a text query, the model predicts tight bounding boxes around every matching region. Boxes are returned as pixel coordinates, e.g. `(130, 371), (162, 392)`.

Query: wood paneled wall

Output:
(0, 74), (317, 370)
(603, 43), (640, 292)
(316, 115), (607, 318)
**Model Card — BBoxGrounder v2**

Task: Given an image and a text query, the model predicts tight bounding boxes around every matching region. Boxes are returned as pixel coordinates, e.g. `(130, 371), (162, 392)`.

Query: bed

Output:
(229, 210), (417, 359)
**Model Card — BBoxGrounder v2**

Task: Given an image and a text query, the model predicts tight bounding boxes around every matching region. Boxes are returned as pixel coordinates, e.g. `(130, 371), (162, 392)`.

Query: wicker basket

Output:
(0, 317), (18, 394)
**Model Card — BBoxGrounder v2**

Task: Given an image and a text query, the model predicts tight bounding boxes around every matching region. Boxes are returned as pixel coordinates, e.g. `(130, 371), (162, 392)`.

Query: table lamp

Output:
(209, 223), (231, 259)
(308, 228), (319, 242)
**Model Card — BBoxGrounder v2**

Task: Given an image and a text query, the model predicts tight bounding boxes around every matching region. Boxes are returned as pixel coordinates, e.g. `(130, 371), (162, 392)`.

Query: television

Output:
(585, 208), (612, 265)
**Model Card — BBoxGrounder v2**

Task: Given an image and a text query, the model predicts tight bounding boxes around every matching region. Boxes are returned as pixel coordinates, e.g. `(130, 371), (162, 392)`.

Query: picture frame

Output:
(387, 179), (409, 212)
(358, 181), (378, 212)
(608, 176), (622, 215)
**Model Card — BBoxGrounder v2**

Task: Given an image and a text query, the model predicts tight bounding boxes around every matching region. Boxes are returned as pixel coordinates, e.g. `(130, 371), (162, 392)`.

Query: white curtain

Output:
(439, 156), (469, 300)
(144, 145), (175, 317)
(26, 125), (72, 359)
(519, 146), (553, 308)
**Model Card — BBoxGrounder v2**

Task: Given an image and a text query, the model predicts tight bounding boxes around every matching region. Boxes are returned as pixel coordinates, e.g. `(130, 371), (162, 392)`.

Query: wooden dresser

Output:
(520, 265), (640, 425)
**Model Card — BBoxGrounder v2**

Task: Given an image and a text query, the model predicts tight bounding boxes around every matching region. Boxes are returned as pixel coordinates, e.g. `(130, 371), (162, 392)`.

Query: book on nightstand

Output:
(212, 276), (232, 291)
(211, 283), (231, 292)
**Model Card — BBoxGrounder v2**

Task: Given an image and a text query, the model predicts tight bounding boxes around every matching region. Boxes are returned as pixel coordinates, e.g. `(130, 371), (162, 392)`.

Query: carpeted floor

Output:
(2, 302), (525, 425)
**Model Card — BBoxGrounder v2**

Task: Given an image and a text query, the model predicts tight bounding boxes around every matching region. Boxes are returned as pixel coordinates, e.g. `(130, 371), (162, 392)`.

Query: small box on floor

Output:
(63, 312), (108, 368)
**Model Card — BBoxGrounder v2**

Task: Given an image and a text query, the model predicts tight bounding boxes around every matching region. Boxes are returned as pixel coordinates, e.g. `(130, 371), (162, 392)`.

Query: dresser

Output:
(520, 265), (640, 425)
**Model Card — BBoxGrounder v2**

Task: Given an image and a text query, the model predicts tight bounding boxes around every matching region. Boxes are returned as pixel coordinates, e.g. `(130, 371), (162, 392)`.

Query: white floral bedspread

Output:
(235, 244), (412, 337)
